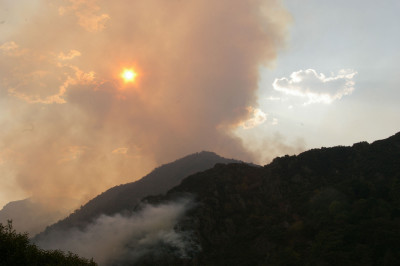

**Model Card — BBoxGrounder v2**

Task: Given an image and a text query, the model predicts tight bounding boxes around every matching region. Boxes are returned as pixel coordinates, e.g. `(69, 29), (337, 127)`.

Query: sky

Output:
(0, 0), (399, 210)
(236, 0), (400, 162)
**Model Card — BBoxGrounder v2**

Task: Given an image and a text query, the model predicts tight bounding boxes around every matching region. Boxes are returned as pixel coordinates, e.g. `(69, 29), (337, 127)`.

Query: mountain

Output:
(34, 132), (400, 265)
(0, 199), (66, 236)
(120, 132), (400, 265)
(35, 151), (243, 237)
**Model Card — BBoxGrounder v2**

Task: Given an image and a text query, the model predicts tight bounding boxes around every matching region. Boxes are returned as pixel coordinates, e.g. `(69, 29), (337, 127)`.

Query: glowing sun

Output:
(121, 69), (137, 82)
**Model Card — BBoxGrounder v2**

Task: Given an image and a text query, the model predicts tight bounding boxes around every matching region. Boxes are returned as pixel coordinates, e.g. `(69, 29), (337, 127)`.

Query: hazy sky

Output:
(236, 0), (400, 162)
(1, 0), (399, 209)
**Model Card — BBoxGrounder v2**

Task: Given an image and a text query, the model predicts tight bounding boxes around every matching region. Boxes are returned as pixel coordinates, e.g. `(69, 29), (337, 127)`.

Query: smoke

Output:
(35, 198), (198, 265)
(237, 131), (306, 164)
(0, 0), (290, 209)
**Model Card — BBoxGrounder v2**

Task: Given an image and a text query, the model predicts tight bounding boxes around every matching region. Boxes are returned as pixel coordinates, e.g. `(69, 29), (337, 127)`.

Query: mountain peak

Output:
(35, 151), (243, 237)
(33, 132), (400, 265)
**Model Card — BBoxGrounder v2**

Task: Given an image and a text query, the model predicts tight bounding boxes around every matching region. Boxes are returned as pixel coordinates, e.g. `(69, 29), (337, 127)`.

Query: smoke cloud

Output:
(35, 199), (198, 265)
(241, 107), (268, 129)
(0, 0), (290, 209)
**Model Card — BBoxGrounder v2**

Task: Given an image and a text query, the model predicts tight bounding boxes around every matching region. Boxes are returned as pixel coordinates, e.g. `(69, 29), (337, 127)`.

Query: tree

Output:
(0, 220), (96, 266)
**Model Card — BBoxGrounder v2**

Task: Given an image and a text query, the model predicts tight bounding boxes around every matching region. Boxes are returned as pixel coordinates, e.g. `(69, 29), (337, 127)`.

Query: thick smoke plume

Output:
(0, 0), (290, 209)
(36, 199), (198, 265)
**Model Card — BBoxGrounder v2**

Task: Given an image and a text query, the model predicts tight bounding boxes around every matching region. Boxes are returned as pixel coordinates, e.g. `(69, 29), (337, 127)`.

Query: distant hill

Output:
(0, 199), (66, 236)
(35, 151), (243, 238)
(123, 132), (400, 265)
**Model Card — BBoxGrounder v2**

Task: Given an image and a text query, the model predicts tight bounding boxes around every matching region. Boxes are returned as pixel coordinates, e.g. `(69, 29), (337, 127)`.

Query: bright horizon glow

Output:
(121, 69), (137, 83)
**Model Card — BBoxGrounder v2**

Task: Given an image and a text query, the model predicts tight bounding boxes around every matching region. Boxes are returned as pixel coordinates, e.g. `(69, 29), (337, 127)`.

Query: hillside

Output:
(33, 132), (400, 265)
(0, 199), (67, 236)
(129, 132), (400, 265)
(35, 151), (243, 237)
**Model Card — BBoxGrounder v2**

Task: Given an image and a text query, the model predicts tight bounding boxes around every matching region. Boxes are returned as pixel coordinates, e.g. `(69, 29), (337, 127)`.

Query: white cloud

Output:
(266, 96), (281, 101)
(242, 107), (267, 129)
(273, 69), (357, 104)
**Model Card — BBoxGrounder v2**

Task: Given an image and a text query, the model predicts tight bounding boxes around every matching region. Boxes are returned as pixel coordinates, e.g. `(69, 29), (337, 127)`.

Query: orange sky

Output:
(0, 0), (291, 209)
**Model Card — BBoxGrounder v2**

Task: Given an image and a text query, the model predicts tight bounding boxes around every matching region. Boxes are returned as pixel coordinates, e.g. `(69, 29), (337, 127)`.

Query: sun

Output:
(121, 69), (137, 83)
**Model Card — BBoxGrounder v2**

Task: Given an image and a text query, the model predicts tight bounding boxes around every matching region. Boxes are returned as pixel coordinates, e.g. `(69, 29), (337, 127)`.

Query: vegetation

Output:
(136, 132), (400, 265)
(35, 151), (241, 239)
(30, 132), (400, 265)
(0, 220), (96, 266)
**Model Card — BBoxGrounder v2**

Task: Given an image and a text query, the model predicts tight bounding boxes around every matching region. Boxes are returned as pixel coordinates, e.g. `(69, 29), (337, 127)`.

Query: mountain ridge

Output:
(35, 151), (246, 238)
(33, 132), (400, 265)
(128, 132), (400, 265)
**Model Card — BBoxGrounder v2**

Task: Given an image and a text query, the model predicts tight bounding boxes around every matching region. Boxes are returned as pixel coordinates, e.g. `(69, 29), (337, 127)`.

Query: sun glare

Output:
(121, 69), (136, 83)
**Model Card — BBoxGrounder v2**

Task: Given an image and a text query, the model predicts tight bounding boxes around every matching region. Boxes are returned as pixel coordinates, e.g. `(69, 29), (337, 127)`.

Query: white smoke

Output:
(36, 198), (199, 265)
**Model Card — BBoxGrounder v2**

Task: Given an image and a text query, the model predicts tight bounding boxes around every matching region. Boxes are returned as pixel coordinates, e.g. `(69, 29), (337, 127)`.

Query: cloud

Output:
(36, 198), (199, 265)
(0, 41), (26, 56)
(266, 96), (281, 101)
(58, 49), (81, 60)
(242, 107), (267, 129)
(58, 0), (110, 32)
(273, 69), (357, 104)
(0, 0), (290, 210)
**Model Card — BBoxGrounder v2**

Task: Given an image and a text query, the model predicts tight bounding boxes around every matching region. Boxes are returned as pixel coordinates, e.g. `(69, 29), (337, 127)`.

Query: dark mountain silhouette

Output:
(120, 132), (400, 265)
(33, 132), (400, 265)
(35, 151), (243, 238)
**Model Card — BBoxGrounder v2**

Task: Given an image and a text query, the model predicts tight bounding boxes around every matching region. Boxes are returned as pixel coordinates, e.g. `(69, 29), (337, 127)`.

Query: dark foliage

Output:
(135, 132), (400, 265)
(0, 220), (96, 266)
(35, 151), (242, 240)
